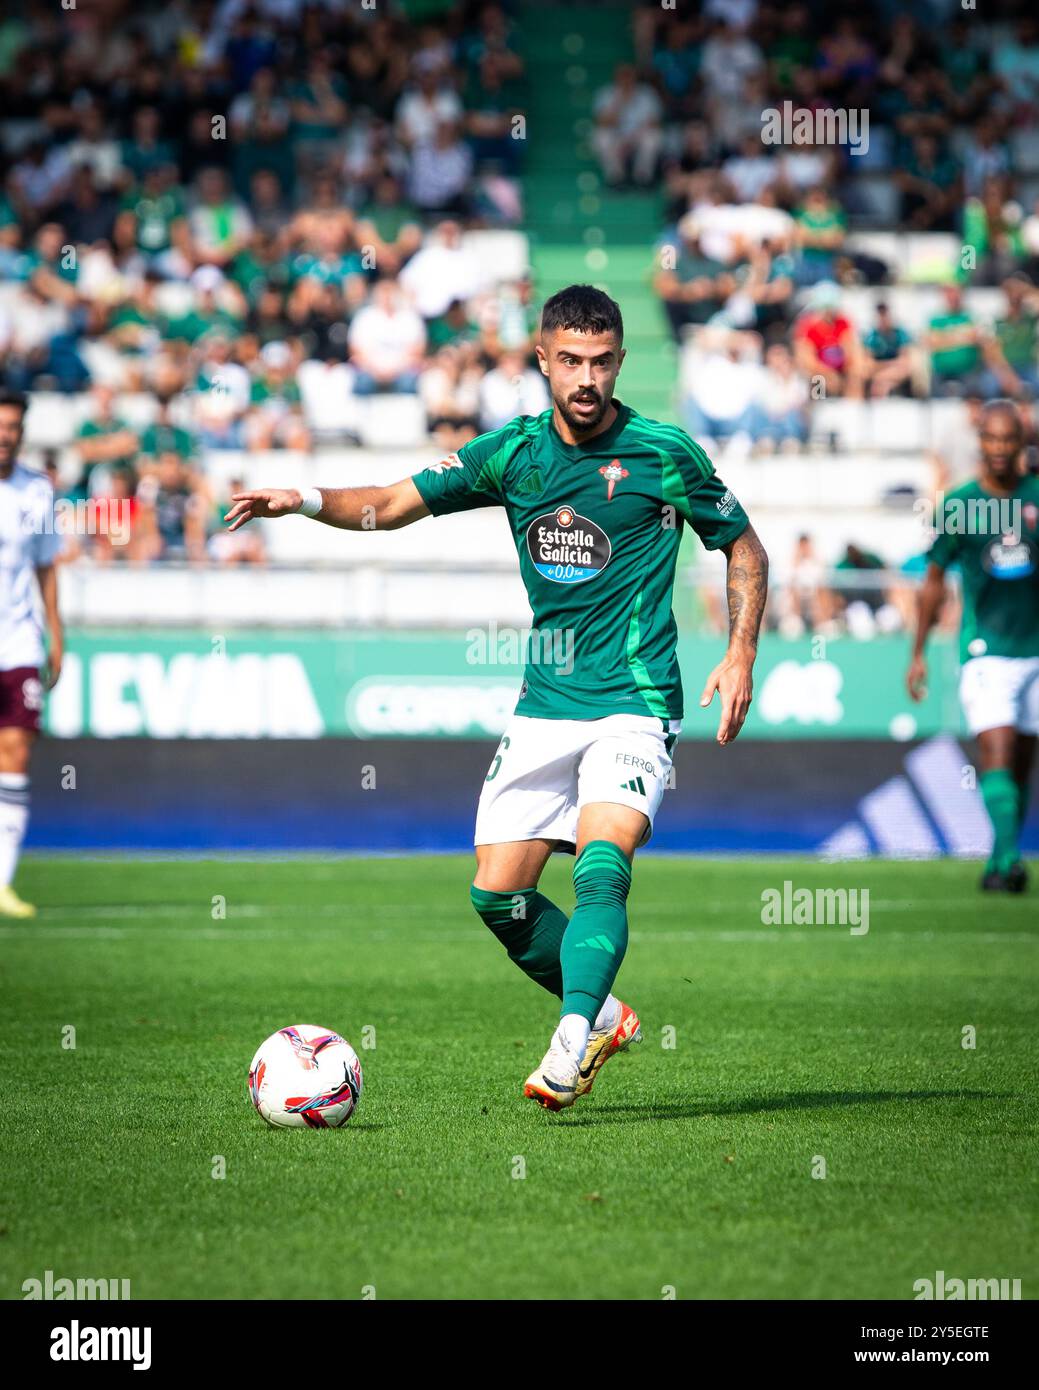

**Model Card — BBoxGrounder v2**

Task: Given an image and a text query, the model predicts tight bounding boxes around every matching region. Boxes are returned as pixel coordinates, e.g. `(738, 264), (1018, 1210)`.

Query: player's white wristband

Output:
(297, 487), (323, 518)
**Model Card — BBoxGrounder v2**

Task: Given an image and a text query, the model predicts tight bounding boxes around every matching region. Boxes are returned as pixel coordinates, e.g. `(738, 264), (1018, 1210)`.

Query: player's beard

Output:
(554, 386), (610, 435)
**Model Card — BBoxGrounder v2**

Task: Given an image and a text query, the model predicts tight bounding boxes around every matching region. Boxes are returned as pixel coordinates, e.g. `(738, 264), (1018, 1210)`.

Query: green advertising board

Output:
(43, 629), (964, 741)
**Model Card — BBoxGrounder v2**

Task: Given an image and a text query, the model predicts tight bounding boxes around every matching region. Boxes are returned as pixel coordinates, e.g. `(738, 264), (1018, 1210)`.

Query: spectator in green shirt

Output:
(463, 49), (525, 175)
(139, 396), (196, 470)
(161, 266), (247, 347)
(245, 341), (310, 451)
(792, 186), (846, 287)
(927, 284), (987, 397)
(117, 167), (189, 269)
(426, 298), (480, 352)
(290, 52), (349, 174)
(120, 108), (176, 187)
(986, 272), (1039, 397)
(73, 385), (140, 499)
(27, 223), (79, 308)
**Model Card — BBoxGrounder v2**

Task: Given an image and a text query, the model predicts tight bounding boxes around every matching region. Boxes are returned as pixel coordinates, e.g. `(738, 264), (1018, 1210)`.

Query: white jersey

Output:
(0, 463), (61, 671)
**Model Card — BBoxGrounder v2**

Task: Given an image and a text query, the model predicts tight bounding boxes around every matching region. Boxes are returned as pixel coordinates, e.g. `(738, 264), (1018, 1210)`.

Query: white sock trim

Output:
(593, 993), (621, 1032)
(555, 1013), (592, 1061)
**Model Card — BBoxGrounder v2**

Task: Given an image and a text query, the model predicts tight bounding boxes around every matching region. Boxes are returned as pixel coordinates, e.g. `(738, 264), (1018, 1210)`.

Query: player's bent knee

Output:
(573, 839), (632, 906)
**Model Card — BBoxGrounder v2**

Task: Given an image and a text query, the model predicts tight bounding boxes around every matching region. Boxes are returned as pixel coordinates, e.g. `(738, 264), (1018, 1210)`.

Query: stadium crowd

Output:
(2, 0), (1038, 619)
(631, 2), (1039, 453)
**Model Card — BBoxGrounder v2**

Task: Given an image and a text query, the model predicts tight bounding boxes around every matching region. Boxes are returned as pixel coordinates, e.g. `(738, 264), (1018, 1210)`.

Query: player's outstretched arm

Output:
(224, 478), (430, 533)
(907, 561), (946, 702)
(700, 523), (769, 746)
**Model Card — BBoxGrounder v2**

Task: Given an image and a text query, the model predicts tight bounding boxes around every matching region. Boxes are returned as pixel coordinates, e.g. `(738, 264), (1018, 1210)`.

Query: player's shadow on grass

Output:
(560, 1089), (1004, 1126)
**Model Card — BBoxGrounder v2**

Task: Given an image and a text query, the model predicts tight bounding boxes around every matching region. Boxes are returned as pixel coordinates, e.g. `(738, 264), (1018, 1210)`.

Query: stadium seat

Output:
(357, 394), (428, 448)
(869, 398), (928, 452)
(297, 360), (362, 439)
(23, 392), (90, 449)
(461, 230), (530, 284)
(810, 398), (871, 451)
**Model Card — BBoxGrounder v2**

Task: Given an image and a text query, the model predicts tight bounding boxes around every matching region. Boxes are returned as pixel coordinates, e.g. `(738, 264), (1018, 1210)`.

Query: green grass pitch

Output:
(1, 855), (1036, 1301)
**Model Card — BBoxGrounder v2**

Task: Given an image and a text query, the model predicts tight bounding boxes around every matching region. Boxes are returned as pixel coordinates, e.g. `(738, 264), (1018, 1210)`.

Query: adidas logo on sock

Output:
(574, 934), (616, 954)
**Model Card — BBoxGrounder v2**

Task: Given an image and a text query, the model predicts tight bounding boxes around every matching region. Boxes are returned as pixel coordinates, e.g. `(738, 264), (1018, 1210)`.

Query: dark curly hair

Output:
(540, 284), (623, 342)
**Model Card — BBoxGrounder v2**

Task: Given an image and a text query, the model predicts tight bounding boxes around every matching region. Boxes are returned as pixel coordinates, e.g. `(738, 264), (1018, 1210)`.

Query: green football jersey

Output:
(928, 476), (1039, 662)
(411, 399), (750, 721)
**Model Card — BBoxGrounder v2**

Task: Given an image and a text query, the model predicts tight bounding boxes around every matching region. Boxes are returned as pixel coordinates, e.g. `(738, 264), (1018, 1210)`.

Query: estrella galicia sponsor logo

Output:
(981, 534), (1037, 580)
(526, 506), (611, 584)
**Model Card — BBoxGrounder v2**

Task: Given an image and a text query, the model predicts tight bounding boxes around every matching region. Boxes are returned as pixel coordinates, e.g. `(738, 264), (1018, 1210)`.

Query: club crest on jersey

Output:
(526, 506), (612, 584)
(982, 533), (1038, 580)
(599, 459), (629, 501)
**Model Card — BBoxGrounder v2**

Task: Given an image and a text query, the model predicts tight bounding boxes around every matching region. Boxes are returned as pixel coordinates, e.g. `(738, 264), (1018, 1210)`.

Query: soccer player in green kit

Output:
(909, 399), (1039, 892)
(226, 285), (769, 1107)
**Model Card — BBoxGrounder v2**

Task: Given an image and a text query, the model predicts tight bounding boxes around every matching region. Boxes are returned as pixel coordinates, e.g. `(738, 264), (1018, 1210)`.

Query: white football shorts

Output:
(959, 654), (1039, 736)
(474, 713), (680, 850)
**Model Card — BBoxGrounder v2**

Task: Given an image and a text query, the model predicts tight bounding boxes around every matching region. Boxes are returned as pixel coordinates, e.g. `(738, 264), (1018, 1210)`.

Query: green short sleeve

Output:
(411, 423), (517, 516)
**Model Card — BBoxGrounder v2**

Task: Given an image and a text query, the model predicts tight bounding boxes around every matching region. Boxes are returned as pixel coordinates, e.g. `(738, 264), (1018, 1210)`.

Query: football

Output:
(248, 1025), (363, 1129)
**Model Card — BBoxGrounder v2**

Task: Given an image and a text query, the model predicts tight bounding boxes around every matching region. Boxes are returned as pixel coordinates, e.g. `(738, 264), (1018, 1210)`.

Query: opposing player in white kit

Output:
(0, 391), (64, 918)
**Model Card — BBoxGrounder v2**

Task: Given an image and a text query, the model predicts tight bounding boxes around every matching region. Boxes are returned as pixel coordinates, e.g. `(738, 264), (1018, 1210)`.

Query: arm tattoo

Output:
(725, 527), (769, 651)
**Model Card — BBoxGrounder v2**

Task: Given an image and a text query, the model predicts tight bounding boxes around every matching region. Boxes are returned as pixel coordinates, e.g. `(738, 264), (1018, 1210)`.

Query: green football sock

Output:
(1017, 776), (1031, 835)
(981, 768), (1022, 873)
(470, 885), (567, 997)
(560, 840), (631, 1026)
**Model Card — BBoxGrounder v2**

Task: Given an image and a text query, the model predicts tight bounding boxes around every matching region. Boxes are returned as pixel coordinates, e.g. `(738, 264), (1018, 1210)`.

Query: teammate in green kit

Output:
(225, 284), (769, 1107)
(908, 399), (1039, 892)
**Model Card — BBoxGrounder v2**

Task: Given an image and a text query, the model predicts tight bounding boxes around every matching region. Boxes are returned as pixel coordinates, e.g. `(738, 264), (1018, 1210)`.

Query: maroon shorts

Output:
(0, 667), (43, 733)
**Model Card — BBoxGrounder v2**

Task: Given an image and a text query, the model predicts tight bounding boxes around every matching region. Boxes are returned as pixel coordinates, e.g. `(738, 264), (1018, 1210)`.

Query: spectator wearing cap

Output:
(792, 281), (865, 399)
(653, 213), (737, 343)
(861, 301), (917, 399)
(348, 278), (426, 395)
(162, 267), (248, 349)
(191, 332), (251, 449)
(590, 63), (664, 189)
(246, 341), (310, 451)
